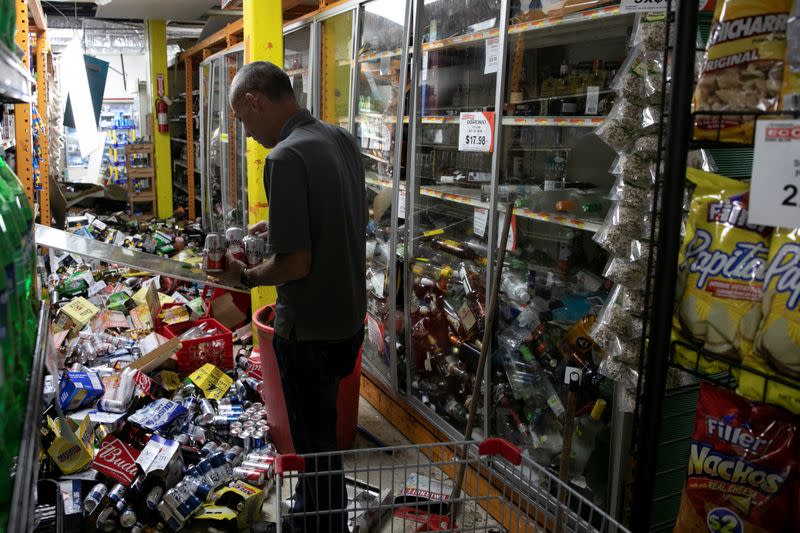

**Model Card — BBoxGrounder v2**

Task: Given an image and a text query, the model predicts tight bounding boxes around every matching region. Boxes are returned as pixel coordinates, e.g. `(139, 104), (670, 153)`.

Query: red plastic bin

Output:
(163, 317), (233, 375)
(253, 305), (362, 453)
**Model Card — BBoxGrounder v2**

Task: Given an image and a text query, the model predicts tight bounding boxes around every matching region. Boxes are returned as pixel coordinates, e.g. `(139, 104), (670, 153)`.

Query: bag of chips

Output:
(755, 227), (800, 377)
(674, 382), (799, 533)
(676, 169), (771, 360)
(736, 227), (800, 415)
(693, 0), (793, 144)
(781, 1), (800, 110)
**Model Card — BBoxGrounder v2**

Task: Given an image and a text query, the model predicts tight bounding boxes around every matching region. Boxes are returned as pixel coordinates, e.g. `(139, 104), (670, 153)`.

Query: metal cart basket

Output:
(273, 439), (630, 533)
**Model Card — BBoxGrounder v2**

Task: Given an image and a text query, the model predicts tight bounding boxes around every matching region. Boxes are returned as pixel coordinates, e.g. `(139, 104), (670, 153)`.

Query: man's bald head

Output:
(229, 61), (300, 148)
(229, 61), (295, 107)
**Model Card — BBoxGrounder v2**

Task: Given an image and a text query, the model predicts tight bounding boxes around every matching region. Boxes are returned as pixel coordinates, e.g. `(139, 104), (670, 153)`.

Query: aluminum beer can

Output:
(203, 233), (226, 272)
(226, 227), (247, 262)
(243, 235), (266, 267)
(251, 429), (265, 449)
(84, 482), (108, 513)
(232, 466), (266, 485)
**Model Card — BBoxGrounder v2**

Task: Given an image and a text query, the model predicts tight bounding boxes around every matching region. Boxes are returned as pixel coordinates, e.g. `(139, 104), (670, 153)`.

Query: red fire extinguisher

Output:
(156, 97), (169, 133)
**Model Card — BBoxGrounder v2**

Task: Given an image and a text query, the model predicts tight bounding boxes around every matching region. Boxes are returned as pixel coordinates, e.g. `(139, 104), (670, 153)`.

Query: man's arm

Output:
(244, 250), (310, 286)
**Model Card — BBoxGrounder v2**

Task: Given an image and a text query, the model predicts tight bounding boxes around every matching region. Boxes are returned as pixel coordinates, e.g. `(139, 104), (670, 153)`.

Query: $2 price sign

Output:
(458, 112), (495, 153)
(749, 120), (800, 229)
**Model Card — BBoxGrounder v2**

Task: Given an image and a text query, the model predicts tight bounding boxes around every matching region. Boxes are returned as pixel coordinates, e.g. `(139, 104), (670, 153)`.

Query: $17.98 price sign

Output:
(458, 111), (495, 153)
(749, 120), (800, 229)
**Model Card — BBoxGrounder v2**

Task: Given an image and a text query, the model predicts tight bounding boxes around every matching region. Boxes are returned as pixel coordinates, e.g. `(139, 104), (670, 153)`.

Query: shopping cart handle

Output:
(276, 454), (306, 475)
(478, 438), (522, 465)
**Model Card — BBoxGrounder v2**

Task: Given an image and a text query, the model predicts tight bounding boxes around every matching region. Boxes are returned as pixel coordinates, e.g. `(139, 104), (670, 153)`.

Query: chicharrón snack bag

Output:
(693, 0), (792, 144)
(674, 382), (799, 533)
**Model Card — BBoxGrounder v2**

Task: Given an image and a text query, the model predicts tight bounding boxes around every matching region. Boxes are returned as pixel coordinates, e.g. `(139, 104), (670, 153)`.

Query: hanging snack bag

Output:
(781, 0), (800, 110)
(693, 0), (792, 144)
(676, 169), (770, 360)
(738, 227), (800, 415)
(755, 227), (800, 377)
(674, 382), (799, 533)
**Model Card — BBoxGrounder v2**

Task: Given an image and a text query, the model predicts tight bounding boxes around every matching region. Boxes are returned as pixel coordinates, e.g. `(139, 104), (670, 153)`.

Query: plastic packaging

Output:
(603, 256), (647, 290)
(631, 13), (667, 52)
(692, 0), (792, 143)
(676, 169), (770, 361)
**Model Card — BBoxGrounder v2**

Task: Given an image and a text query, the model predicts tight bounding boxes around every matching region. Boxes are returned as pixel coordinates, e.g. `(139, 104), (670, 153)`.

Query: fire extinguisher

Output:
(156, 97), (169, 133)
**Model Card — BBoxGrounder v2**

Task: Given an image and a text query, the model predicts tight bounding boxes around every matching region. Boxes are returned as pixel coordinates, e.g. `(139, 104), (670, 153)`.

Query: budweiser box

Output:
(59, 371), (105, 412)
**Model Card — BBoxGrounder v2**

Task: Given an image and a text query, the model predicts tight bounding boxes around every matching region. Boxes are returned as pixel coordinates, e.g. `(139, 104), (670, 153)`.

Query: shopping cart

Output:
(272, 439), (631, 533)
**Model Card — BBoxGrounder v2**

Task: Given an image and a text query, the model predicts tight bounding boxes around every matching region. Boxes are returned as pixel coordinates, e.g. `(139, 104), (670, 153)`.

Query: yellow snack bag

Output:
(693, 0), (792, 144)
(754, 227), (800, 377)
(676, 169), (771, 361)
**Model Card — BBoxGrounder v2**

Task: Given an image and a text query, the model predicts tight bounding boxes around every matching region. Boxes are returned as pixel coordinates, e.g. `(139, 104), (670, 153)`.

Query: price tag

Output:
(585, 86), (600, 115)
(458, 112), (495, 152)
(302, 72), (310, 94)
(484, 37), (499, 75)
(421, 52), (429, 82)
(749, 120), (800, 228)
(540, 0), (565, 13)
(620, 0), (667, 13)
(474, 207), (489, 237)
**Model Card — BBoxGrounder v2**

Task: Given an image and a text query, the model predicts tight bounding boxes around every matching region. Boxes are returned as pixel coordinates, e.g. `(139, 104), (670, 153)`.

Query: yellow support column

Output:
(243, 0), (282, 311)
(147, 20), (173, 218)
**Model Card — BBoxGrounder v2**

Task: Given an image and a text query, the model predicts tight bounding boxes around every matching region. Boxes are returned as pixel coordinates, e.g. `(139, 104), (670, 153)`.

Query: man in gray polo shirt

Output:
(212, 61), (366, 532)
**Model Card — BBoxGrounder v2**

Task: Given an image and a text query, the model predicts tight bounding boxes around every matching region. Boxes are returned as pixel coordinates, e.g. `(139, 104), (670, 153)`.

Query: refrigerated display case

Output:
(405, 0), (502, 439)
(284, 0), (654, 521)
(490, 6), (634, 509)
(199, 44), (248, 233)
(357, 0), (411, 389)
(284, 26), (313, 113)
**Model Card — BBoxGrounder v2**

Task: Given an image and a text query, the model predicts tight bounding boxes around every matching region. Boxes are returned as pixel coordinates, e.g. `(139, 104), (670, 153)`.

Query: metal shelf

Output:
(8, 303), (50, 532)
(365, 175), (601, 232)
(0, 43), (34, 103)
(669, 339), (798, 401)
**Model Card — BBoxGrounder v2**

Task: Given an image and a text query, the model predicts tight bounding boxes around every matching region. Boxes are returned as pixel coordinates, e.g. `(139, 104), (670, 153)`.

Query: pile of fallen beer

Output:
(38, 215), (276, 532)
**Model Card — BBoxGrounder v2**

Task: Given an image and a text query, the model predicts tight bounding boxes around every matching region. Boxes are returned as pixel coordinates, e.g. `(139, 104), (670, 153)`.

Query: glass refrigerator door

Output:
(223, 49), (248, 229)
(320, 10), (354, 128)
(200, 48), (248, 233)
(490, 7), (634, 509)
(407, 0), (501, 437)
(285, 26), (313, 113)
(357, 0), (409, 386)
(200, 57), (224, 232)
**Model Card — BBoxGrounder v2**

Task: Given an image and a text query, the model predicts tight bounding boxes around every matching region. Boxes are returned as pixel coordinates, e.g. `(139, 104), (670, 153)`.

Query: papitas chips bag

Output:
(674, 382), (799, 533)
(676, 169), (771, 360)
(693, 0), (792, 144)
(755, 228), (800, 377)
(737, 227), (800, 415)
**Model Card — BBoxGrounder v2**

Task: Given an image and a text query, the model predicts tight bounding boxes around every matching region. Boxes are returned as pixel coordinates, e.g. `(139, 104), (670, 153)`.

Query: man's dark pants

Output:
(273, 328), (364, 533)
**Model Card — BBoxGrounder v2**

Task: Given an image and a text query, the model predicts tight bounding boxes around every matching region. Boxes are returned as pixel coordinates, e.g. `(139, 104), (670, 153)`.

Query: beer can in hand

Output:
(243, 235), (266, 267)
(203, 233), (226, 273)
(226, 227), (247, 262)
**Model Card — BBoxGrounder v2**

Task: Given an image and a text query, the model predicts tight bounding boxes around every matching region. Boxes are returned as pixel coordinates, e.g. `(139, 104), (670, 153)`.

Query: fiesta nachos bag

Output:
(674, 382), (799, 533)
(693, 0), (793, 144)
(676, 169), (771, 361)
